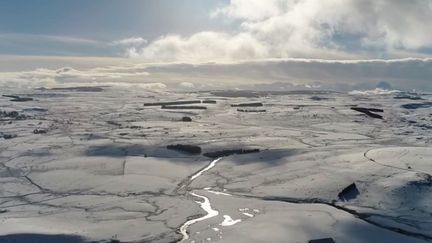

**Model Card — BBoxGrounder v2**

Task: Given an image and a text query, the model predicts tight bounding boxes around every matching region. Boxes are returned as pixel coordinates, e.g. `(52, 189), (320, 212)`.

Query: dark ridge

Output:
(394, 95), (424, 100)
(309, 238), (335, 243)
(231, 102), (263, 107)
(338, 183), (360, 202)
(0, 234), (85, 243)
(237, 109), (267, 113)
(211, 90), (337, 98)
(27, 93), (69, 98)
(3, 95), (33, 102)
(310, 96), (329, 101)
(145, 101), (200, 106)
(1, 133), (17, 139)
(203, 149), (260, 158)
(417, 124), (432, 130)
(361, 108), (383, 113)
(107, 121), (122, 126)
(212, 90), (261, 98)
(11, 97), (33, 102)
(23, 108), (48, 112)
(50, 86), (105, 92)
(144, 100), (216, 106)
(2, 95), (20, 99)
(129, 125), (143, 129)
(167, 144), (202, 155)
(351, 107), (383, 119)
(401, 102), (432, 110)
(162, 105), (207, 110)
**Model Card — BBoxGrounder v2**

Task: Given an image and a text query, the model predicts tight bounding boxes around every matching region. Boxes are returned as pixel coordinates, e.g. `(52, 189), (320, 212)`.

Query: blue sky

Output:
(0, 0), (230, 56)
(0, 0), (229, 38)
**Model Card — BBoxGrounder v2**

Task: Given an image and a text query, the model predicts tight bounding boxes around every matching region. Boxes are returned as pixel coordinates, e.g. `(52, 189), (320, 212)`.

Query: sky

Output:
(1, 0), (432, 91)
(0, 0), (230, 56)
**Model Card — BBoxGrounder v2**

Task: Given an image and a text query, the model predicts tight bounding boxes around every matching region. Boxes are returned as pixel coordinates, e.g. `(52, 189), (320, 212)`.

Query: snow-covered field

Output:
(0, 86), (431, 243)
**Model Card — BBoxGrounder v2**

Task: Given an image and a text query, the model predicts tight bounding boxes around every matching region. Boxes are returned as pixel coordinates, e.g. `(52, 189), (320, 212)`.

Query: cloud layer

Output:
(0, 65), (150, 88)
(1, 57), (431, 92)
(124, 0), (432, 62)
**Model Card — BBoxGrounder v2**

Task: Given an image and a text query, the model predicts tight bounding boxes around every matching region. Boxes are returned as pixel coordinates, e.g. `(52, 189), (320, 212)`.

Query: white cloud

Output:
(136, 82), (167, 89)
(111, 37), (149, 58)
(211, 0), (284, 21)
(125, 0), (432, 62)
(111, 37), (147, 46)
(130, 32), (268, 62)
(349, 88), (400, 96)
(180, 82), (195, 89)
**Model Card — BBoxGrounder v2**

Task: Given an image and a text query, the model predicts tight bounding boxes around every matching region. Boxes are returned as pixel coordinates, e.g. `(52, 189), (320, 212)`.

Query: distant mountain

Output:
(376, 81), (393, 90)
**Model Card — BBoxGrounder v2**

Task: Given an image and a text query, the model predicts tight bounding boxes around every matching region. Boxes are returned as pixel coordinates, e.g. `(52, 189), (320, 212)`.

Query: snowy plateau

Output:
(0, 86), (431, 243)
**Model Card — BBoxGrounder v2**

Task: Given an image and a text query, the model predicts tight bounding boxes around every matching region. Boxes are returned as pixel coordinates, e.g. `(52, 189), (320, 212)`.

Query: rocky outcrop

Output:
(338, 183), (360, 202)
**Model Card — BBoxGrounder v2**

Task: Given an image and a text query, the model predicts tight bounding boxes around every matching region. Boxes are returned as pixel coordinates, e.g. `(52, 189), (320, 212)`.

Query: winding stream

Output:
(190, 158), (222, 181)
(179, 158), (223, 242)
(179, 192), (220, 242)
